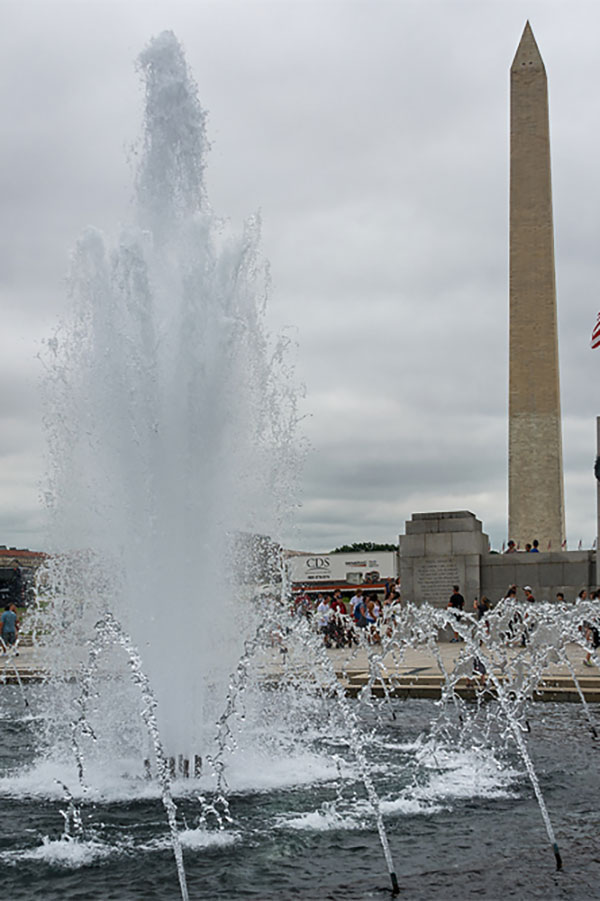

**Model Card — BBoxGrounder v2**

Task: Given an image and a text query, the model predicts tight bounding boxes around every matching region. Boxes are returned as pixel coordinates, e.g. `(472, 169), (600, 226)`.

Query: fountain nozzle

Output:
(553, 843), (563, 871)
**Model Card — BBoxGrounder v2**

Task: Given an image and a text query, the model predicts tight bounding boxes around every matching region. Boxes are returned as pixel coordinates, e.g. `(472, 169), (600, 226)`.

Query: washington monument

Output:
(508, 22), (565, 550)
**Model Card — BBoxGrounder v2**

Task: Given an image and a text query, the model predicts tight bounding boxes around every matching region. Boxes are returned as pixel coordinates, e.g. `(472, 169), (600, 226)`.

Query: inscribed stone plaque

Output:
(414, 557), (460, 607)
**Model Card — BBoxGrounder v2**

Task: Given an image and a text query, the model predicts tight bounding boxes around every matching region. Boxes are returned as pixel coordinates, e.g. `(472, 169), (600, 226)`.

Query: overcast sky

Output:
(1, 0), (599, 554)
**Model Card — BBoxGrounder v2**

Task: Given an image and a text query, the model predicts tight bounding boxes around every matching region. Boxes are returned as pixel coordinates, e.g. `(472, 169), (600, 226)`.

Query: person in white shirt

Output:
(350, 589), (364, 620)
(316, 596), (332, 647)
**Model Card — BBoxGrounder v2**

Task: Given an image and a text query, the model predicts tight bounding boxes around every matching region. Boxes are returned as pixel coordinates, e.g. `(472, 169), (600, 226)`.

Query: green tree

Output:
(330, 541), (397, 553)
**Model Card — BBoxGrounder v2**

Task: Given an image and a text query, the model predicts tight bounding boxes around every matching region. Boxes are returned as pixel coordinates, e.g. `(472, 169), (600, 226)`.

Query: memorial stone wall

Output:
(399, 511), (487, 607)
(399, 511), (597, 606)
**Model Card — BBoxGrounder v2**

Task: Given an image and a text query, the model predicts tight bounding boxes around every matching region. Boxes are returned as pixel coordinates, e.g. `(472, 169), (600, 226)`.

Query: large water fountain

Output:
(0, 30), (599, 901)
(39, 30), (301, 762)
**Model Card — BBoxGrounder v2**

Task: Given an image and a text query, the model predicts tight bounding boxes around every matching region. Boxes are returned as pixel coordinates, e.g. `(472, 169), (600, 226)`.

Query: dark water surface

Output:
(0, 690), (598, 900)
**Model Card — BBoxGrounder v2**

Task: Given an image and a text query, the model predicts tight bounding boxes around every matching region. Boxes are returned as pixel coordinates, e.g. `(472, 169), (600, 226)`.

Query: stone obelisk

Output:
(508, 22), (565, 550)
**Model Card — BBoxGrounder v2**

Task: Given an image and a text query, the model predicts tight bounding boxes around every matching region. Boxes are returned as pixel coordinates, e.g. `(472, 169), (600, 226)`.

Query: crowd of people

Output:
(445, 583), (600, 664)
(504, 538), (541, 553)
(293, 578), (600, 668)
(293, 579), (401, 648)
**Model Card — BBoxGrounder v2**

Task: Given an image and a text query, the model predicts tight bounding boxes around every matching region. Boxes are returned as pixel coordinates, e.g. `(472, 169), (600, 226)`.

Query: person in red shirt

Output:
(329, 590), (348, 647)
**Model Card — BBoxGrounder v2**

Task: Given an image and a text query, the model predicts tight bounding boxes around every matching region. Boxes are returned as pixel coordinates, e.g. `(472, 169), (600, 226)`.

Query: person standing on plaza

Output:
(1, 603), (18, 650)
(474, 596), (491, 621)
(447, 585), (465, 642)
(330, 590), (347, 648)
(293, 591), (311, 619)
(519, 586), (536, 646)
(582, 619), (600, 667)
(331, 589), (346, 616)
(498, 585), (519, 643)
(316, 595), (332, 648)
(350, 588), (364, 621)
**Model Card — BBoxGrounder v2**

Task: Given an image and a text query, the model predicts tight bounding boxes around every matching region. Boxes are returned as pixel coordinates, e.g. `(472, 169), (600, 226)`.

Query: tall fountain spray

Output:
(40, 31), (299, 764)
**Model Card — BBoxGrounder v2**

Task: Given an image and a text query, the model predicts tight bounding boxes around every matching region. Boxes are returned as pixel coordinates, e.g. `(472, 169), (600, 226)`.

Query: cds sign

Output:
(287, 551), (398, 585)
(302, 556), (331, 580)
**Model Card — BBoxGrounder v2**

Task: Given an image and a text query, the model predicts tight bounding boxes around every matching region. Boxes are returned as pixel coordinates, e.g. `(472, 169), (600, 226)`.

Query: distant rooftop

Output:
(0, 547), (46, 560)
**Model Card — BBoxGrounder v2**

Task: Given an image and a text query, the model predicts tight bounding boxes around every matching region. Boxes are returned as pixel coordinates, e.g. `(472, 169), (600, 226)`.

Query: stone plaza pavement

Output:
(321, 642), (600, 703)
(0, 643), (48, 684)
(3, 640), (600, 703)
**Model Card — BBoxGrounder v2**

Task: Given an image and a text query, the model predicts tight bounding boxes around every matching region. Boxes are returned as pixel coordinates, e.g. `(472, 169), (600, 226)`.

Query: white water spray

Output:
(39, 30), (300, 763)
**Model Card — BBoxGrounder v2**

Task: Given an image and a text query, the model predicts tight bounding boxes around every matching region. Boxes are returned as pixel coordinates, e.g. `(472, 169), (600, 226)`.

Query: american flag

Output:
(591, 311), (600, 349)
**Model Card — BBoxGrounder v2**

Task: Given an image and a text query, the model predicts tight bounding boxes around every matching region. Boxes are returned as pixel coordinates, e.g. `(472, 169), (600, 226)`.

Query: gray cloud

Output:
(0, 0), (599, 554)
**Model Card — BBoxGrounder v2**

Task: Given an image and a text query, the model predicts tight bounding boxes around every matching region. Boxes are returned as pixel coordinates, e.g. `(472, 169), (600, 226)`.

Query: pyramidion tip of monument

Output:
(511, 20), (545, 74)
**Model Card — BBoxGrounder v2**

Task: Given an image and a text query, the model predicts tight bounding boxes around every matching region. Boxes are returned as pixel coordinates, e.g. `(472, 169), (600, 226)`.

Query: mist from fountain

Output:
(37, 30), (300, 768)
